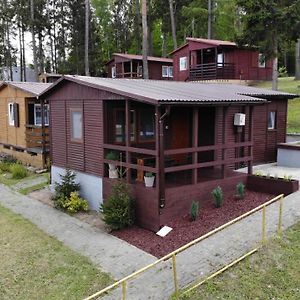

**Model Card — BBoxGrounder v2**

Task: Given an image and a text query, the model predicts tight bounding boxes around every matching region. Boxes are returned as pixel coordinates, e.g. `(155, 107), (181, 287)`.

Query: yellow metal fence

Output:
(84, 194), (285, 300)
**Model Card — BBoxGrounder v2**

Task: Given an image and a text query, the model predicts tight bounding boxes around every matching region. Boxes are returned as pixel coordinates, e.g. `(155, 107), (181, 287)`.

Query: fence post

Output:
(172, 254), (179, 298)
(261, 206), (266, 245)
(277, 196), (284, 237)
(122, 281), (126, 300)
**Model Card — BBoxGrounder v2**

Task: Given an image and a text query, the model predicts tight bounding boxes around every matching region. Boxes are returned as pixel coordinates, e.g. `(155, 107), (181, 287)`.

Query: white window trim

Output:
(179, 57), (187, 71)
(34, 104), (50, 126)
(168, 66), (173, 77)
(162, 66), (169, 78)
(8, 103), (14, 126)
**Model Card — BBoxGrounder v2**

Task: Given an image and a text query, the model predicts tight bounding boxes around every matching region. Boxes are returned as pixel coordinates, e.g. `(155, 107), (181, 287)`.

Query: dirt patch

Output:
(113, 190), (275, 258)
(29, 187), (107, 231)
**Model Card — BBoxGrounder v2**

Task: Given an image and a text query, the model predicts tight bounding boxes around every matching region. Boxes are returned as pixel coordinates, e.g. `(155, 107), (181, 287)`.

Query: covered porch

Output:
(103, 99), (254, 229)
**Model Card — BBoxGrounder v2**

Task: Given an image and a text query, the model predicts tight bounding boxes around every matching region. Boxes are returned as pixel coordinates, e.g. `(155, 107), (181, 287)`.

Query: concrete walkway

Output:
(1, 183), (300, 300)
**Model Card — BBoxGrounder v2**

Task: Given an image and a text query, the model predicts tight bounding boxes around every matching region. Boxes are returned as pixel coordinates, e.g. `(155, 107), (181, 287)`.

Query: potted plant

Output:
(144, 172), (155, 187)
(106, 151), (119, 179)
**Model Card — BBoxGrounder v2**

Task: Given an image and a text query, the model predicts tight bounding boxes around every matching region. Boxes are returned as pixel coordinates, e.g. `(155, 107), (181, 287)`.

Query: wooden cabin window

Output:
(162, 66), (173, 78)
(139, 110), (155, 141)
(70, 109), (83, 142)
(111, 66), (116, 78)
(8, 103), (14, 126)
(114, 108), (136, 143)
(268, 111), (276, 130)
(34, 104), (50, 126)
(258, 53), (266, 68)
(179, 57), (187, 71)
(137, 66), (143, 77)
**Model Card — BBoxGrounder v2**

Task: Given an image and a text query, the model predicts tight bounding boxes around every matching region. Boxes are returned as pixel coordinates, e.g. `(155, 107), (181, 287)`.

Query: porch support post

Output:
(122, 62), (124, 78)
(222, 106), (228, 179)
(248, 105), (254, 175)
(125, 100), (131, 182)
(155, 106), (161, 211)
(201, 49), (204, 79)
(158, 107), (166, 208)
(192, 107), (199, 184)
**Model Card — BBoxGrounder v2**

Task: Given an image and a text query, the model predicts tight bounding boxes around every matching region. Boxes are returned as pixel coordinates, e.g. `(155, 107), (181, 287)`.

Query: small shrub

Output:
(236, 182), (245, 199)
(0, 162), (11, 173)
(212, 186), (223, 208)
(254, 171), (262, 177)
(52, 169), (80, 209)
(283, 174), (292, 182)
(63, 191), (89, 214)
(106, 151), (119, 161)
(10, 163), (27, 179)
(144, 172), (154, 177)
(190, 201), (199, 221)
(101, 180), (135, 230)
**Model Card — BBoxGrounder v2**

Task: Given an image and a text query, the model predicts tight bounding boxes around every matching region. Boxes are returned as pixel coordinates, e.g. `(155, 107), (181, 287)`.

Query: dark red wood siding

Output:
(172, 45), (190, 81)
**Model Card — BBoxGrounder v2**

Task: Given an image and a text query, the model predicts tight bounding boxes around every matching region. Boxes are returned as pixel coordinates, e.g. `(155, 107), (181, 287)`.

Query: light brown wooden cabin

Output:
(0, 82), (52, 168)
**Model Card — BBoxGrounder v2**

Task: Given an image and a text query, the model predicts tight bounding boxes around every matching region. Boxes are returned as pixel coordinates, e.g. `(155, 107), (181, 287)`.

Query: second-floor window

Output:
(162, 66), (173, 78)
(258, 53), (266, 68)
(8, 103), (15, 126)
(268, 111), (276, 130)
(34, 104), (50, 126)
(179, 57), (187, 71)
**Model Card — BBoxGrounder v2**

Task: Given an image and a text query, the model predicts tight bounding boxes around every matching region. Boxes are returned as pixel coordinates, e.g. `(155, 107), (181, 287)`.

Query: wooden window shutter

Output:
(13, 102), (19, 127)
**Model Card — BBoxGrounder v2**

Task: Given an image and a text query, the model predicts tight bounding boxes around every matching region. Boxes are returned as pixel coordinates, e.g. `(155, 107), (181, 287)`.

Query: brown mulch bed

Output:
(113, 190), (276, 258)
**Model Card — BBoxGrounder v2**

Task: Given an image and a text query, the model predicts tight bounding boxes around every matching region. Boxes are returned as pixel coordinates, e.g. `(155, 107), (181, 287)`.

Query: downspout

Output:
(158, 105), (171, 209)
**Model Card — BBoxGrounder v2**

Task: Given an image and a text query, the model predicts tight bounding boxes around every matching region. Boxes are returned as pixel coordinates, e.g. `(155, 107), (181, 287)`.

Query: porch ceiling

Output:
(40, 75), (298, 105)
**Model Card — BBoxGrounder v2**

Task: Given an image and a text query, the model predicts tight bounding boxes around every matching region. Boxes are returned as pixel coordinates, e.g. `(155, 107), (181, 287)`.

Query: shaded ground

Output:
(113, 190), (275, 258)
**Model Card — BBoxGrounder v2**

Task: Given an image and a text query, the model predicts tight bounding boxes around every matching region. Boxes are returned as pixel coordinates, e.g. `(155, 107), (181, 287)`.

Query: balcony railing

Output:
(25, 125), (50, 151)
(189, 62), (235, 81)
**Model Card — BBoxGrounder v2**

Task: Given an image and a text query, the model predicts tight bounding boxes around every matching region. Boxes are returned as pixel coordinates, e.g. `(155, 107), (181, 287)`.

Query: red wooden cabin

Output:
(40, 76), (295, 231)
(172, 38), (273, 82)
(105, 53), (173, 80)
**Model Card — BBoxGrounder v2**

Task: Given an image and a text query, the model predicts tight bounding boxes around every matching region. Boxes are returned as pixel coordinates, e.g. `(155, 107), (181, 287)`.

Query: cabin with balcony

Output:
(172, 38), (273, 82)
(105, 53), (173, 80)
(0, 81), (52, 168)
(40, 75), (296, 230)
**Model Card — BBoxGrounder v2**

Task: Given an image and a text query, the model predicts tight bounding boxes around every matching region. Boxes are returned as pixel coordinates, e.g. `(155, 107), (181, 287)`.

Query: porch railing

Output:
(189, 62), (235, 81)
(25, 125), (50, 150)
(103, 141), (252, 184)
(116, 72), (143, 78)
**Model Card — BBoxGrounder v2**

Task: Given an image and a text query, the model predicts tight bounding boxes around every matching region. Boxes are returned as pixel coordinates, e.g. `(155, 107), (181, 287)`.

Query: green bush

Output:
(190, 201), (199, 221)
(52, 169), (80, 209)
(236, 182), (245, 199)
(212, 186), (223, 208)
(10, 163), (27, 179)
(101, 180), (135, 230)
(62, 191), (89, 214)
(105, 151), (119, 161)
(0, 162), (11, 173)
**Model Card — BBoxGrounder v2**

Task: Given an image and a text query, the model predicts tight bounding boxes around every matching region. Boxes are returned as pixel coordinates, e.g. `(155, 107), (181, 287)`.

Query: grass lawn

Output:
(256, 77), (300, 133)
(177, 221), (300, 300)
(0, 205), (112, 300)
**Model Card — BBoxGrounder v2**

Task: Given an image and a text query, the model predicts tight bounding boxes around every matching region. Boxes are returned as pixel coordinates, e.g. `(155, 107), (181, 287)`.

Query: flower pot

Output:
(108, 163), (116, 171)
(144, 175), (155, 187)
(109, 168), (118, 179)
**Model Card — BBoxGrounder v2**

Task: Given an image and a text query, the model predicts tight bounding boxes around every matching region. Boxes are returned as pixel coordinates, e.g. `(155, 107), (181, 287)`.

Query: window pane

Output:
(180, 57), (187, 71)
(72, 111), (82, 140)
(44, 105), (50, 125)
(35, 105), (42, 125)
(169, 66), (173, 77)
(139, 110), (155, 140)
(115, 109), (125, 143)
(258, 53), (266, 68)
(8, 103), (14, 126)
(162, 66), (168, 77)
(268, 111), (276, 129)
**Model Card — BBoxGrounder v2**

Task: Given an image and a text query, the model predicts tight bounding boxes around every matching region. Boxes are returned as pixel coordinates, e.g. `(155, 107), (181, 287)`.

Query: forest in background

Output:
(0, 0), (299, 80)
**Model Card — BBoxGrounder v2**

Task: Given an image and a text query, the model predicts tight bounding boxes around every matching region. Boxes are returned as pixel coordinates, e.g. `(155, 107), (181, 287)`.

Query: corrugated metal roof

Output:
(186, 37), (237, 47)
(0, 81), (52, 96)
(112, 53), (173, 63)
(52, 75), (298, 104)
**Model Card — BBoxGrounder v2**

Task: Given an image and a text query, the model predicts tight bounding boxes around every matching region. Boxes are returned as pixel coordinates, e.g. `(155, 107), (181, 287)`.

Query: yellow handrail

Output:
(84, 193), (284, 300)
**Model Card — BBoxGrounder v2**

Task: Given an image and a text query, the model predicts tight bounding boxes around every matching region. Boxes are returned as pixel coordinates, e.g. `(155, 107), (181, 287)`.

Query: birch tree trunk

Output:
(295, 39), (300, 80)
(141, 0), (149, 79)
(169, 0), (177, 50)
(85, 0), (90, 76)
(272, 33), (278, 91)
(30, 0), (39, 81)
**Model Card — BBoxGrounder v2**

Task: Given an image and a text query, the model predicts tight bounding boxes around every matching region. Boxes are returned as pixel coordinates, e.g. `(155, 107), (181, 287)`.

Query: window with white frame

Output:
(179, 57), (187, 71)
(71, 109), (83, 141)
(162, 66), (173, 78)
(258, 53), (266, 68)
(217, 53), (224, 65)
(8, 103), (14, 126)
(34, 104), (50, 126)
(268, 111), (276, 130)
(111, 66), (116, 78)
(137, 65), (143, 77)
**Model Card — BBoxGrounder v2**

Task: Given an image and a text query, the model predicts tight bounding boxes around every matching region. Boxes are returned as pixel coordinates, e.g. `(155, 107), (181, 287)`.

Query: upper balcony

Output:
(25, 125), (50, 153)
